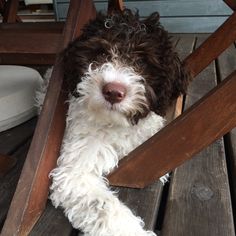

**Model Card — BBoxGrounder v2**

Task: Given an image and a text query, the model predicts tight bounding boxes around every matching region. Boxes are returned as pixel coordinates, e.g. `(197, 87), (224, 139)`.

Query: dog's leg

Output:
(49, 134), (156, 236)
(50, 172), (156, 236)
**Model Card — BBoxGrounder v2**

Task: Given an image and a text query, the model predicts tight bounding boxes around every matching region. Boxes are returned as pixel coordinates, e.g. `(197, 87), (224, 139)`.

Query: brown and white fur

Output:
(39, 10), (189, 236)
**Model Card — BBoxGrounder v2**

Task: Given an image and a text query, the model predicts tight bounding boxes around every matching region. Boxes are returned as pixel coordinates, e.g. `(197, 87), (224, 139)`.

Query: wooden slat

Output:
(184, 11), (236, 77)
(161, 35), (235, 236)
(0, 33), (61, 54)
(0, 53), (56, 65)
(57, 0), (232, 33)
(217, 42), (236, 216)
(29, 202), (73, 236)
(0, 32), (61, 65)
(0, 22), (64, 33)
(59, 0), (232, 18)
(108, 70), (236, 188)
(1, 1), (96, 235)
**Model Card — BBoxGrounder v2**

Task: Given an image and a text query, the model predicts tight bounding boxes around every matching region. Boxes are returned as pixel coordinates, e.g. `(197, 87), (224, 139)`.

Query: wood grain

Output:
(217, 42), (236, 219)
(29, 202), (73, 236)
(0, 32), (62, 65)
(161, 36), (235, 236)
(184, 11), (236, 77)
(0, 22), (64, 33)
(0, 32), (61, 54)
(1, 1), (96, 235)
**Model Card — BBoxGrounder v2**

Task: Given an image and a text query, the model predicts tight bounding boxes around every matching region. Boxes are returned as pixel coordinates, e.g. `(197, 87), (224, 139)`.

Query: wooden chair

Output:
(1, 0), (236, 235)
(0, 0), (64, 65)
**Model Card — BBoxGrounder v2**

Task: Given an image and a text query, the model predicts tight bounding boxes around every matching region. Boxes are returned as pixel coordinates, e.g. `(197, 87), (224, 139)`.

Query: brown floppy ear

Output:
(171, 55), (191, 100)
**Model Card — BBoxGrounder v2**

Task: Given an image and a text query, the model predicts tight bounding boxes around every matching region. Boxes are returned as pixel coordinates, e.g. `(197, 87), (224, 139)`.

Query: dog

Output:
(41, 9), (189, 236)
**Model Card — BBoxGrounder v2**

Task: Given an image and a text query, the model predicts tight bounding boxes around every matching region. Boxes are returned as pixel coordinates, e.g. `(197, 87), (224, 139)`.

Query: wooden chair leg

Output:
(1, 1), (96, 235)
(108, 71), (236, 188)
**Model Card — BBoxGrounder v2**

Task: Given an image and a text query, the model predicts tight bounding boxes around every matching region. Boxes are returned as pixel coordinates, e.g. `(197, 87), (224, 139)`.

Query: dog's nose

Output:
(102, 82), (127, 104)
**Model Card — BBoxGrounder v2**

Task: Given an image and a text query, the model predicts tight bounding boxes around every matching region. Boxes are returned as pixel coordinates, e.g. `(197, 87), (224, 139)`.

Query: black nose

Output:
(102, 82), (127, 104)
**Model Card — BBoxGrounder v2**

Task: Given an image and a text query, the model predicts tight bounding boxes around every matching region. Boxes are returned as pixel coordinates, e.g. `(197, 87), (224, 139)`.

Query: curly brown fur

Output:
(63, 9), (190, 122)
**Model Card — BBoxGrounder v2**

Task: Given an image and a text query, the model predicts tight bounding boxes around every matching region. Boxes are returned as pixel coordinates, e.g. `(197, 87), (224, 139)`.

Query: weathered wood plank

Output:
(0, 22), (64, 33)
(0, 33), (61, 54)
(1, 1), (96, 235)
(217, 42), (236, 218)
(29, 202), (73, 236)
(0, 32), (61, 65)
(161, 35), (235, 236)
(58, 0), (232, 18)
(184, 11), (236, 77)
(56, 0), (232, 33)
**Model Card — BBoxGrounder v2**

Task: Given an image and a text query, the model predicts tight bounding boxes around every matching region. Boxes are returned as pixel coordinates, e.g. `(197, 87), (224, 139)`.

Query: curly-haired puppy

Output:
(48, 10), (189, 236)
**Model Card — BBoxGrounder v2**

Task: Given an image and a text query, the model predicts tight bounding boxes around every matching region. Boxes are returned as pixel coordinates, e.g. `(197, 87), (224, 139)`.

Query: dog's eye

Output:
(136, 58), (145, 66)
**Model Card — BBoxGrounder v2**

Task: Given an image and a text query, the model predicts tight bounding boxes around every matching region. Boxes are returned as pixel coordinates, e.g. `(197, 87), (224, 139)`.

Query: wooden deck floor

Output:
(0, 34), (236, 236)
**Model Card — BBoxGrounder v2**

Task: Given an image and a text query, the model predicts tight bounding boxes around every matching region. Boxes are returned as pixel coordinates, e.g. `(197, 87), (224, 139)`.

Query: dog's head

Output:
(63, 10), (190, 125)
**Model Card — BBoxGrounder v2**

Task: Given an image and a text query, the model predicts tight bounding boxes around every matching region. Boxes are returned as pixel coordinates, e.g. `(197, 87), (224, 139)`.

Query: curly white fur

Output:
(38, 62), (168, 236)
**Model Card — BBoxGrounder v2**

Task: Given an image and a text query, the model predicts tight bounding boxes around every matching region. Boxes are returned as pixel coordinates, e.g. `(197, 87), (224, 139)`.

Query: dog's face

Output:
(63, 10), (190, 126)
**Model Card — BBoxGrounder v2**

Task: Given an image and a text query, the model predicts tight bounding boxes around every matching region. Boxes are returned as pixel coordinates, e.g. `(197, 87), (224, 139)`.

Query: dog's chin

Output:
(86, 101), (132, 127)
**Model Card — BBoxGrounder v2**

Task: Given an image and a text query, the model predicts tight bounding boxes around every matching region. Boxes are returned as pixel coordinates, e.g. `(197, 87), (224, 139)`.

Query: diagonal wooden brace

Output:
(1, 1), (96, 235)
(108, 71), (236, 188)
(184, 11), (236, 77)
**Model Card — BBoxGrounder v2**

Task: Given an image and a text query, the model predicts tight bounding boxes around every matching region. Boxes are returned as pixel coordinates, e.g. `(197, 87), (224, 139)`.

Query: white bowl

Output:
(0, 65), (42, 132)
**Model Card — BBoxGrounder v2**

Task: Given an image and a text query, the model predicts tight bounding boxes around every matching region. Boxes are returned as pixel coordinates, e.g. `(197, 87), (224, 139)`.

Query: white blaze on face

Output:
(76, 61), (149, 126)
